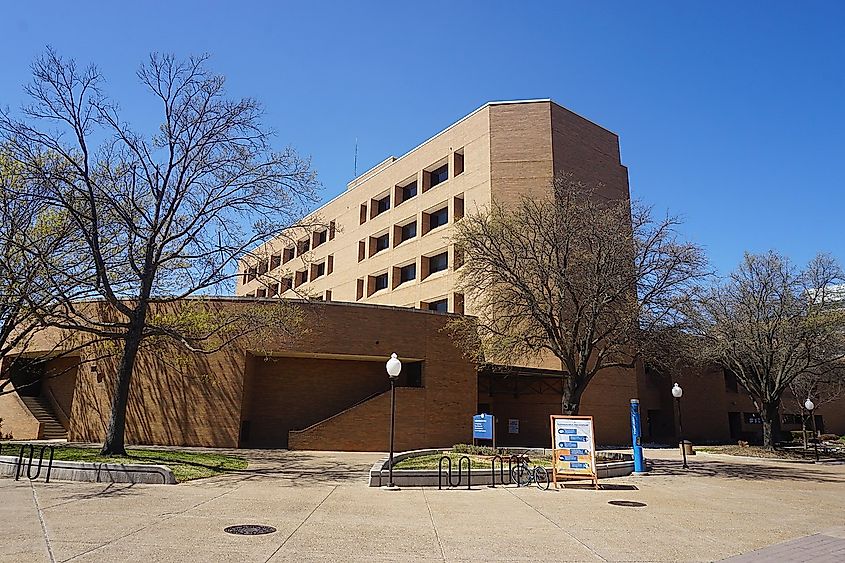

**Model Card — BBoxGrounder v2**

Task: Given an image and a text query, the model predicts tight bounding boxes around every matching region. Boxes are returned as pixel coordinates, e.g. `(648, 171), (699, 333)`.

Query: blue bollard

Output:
(630, 399), (647, 474)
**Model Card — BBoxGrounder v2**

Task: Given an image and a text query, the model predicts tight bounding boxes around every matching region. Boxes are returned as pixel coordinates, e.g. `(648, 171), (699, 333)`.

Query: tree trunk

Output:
(760, 401), (782, 451)
(101, 308), (146, 456)
(560, 376), (581, 415)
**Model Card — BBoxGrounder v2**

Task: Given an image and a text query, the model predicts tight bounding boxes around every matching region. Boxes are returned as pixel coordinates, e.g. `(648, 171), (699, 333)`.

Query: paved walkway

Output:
(2, 448), (845, 562)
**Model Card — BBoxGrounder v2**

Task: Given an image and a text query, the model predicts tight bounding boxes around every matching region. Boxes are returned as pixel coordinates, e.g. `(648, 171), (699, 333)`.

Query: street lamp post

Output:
(385, 353), (402, 490)
(672, 383), (688, 469)
(804, 398), (819, 462)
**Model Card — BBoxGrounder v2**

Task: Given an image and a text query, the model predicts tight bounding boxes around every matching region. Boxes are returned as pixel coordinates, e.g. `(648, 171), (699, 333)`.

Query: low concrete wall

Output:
(368, 449), (635, 487)
(0, 455), (176, 484)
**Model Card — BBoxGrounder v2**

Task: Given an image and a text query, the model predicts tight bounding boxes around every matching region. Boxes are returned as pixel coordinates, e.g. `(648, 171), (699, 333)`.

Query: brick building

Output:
(2, 100), (842, 451)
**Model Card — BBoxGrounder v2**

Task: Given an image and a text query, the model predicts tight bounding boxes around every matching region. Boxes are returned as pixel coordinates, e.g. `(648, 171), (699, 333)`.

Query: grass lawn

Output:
(394, 452), (554, 470)
(697, 445), (820, 460)
(0, 444), (247, 482)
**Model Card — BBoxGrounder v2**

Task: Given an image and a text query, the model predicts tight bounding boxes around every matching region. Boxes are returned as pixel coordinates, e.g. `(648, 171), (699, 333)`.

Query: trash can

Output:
(680, 440), (696, 456)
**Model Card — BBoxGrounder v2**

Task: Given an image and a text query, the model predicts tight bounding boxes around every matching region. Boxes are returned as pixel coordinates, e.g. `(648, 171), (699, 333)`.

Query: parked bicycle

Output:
(509, 453), (550, 490)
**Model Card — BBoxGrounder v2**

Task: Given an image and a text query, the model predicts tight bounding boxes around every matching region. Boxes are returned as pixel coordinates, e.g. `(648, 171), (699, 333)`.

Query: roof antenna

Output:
(353, 137), (358, 178)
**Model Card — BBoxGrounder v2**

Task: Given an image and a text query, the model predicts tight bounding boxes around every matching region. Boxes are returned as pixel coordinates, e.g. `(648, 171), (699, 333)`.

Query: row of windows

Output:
(242, 221), (337, 284)
(359, 149), (464, 225)
(358, 196), (463, 263)
(357, 250), (451, 300)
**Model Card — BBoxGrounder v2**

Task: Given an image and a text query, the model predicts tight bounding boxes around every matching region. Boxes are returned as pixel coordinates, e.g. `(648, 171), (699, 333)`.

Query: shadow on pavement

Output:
(648, 458), (845, 483)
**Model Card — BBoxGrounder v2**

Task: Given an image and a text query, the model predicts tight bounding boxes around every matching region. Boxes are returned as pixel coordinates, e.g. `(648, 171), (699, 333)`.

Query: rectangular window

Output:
(256, 288), (267, 298)
(283, 247), (294, 264)
(376, 195), (390, 215)
(375, 233), (390, 253)
(429, 252), (448, 274)
(402, 181), (417, 201)
(327, 254), (334, 275)
(297, 238), (310, 255)
(295, 270), (307, 287)
(324, 290), (332, 301)
(311, 262), (325, 280)
(454, 150), (464, 176)
(454, 195), (464, 220)
(360, 203), (368, 224)
(401, 221), (417, 242)
(247, 266), (257, 282)
(430, 164), (449, 188)
(428, 299), (448, 313)
(374, 272), (389, 291)
(270, 254), (281, 270)
(258, 259), (268, 275)
(315, 229), (328, 247)
(329, 220), (336, 240)
(356, 278), (364, 300)
(281, 277), (292, 292)
(400, 263), (416, 283)
(358, 240), (366, 262)
(429, 207), (448, 231)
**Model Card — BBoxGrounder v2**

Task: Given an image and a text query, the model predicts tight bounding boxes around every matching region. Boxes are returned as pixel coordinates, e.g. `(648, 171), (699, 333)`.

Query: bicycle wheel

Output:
(534, 466), (550, 490)
(510, 463), (532, 487)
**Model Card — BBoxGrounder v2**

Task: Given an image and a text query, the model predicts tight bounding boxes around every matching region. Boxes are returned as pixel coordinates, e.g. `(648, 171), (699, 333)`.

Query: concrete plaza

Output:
(2, 448), (844, 562)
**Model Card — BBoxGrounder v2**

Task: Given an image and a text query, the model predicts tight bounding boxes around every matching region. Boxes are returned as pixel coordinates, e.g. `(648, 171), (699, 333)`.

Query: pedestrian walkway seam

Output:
(30, 481), (57, 563)
(422, 488), (446, 562)
(59, 482), (246, 562)
(263, 485), (338, 562)
(504, 488), (608, 562)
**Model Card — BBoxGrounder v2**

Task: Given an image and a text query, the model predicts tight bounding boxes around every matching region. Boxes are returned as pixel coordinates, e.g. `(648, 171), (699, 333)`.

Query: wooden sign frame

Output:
(550, 415), (599, 489)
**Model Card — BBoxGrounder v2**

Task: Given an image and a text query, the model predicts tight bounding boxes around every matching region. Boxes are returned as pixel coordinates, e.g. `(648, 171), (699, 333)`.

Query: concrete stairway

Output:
(19, 396), (68, 440)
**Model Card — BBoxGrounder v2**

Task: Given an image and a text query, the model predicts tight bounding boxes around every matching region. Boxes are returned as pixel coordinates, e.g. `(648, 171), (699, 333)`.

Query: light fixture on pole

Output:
(384, 353), (402, 490)
(804, 398), (819, 462)
(672, 383), (688, 469)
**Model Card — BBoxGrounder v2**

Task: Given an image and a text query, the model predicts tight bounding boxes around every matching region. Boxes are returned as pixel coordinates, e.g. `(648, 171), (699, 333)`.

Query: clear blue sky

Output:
(2, 1), (842, 275)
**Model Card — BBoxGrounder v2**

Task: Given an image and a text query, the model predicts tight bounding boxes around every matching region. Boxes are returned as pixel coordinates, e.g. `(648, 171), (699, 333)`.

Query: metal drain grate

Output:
(224, 525), (277, 535)
(607, 500), (647, 507)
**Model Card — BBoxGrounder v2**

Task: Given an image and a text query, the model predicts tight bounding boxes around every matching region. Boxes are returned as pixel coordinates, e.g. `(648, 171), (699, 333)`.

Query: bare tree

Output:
(0, 50), (318, 454)
(450, 173), (707, 414)
(691, 252), (845, 449)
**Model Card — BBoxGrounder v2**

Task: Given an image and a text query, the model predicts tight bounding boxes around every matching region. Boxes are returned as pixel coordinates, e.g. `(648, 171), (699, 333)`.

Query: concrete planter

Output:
(368, 448), (635, 487)
(0, 455), (177, 484)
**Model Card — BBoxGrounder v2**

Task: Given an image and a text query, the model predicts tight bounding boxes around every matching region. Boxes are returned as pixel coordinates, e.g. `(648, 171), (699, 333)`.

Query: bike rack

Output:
(489, 455), (513, 487)
(13, 444), (56, 483)
(438, 455), (472, 490)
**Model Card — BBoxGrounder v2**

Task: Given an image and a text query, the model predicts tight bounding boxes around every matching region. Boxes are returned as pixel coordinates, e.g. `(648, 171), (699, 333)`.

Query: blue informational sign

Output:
(473, 414), (494, 440)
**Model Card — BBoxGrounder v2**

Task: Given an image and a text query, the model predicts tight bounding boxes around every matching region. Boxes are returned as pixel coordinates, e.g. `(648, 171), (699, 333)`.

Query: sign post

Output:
(630, 399), (646, 474)
(473, 413), (495, 450)
(550, 415), (598, 489)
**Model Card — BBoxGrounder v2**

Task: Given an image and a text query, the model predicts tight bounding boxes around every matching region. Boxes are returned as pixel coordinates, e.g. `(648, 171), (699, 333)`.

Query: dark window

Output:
(429, 207), (448, 230)
(375, 233), (390, 253)
(376, 195), (390, 215)
(374, 273), (389, 291)
(281, 277), (292, 292)
(743, 412), (762, 425)
(782, 413), (802, 425)
(298, 238), (310, 255)
(404, 362), (423, 388)
(316, 230), (328, 246)
(429, 252), (448, 274)
(270, 254), (281, 270)
(401, 221), (417, 242)
(283, 248), (294, 264)
(314, 262), (325, 278)
(402, 181), (417, 201)
(430, 164), (448, 187)
(428, 299), (448, 313)
(400, 263), (416, 283)
(256, 288), (267, 298)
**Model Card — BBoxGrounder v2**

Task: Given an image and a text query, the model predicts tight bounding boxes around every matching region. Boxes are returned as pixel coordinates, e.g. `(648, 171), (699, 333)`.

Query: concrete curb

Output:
(368, 449), (635, 487)
(0, 455), (177, 484)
